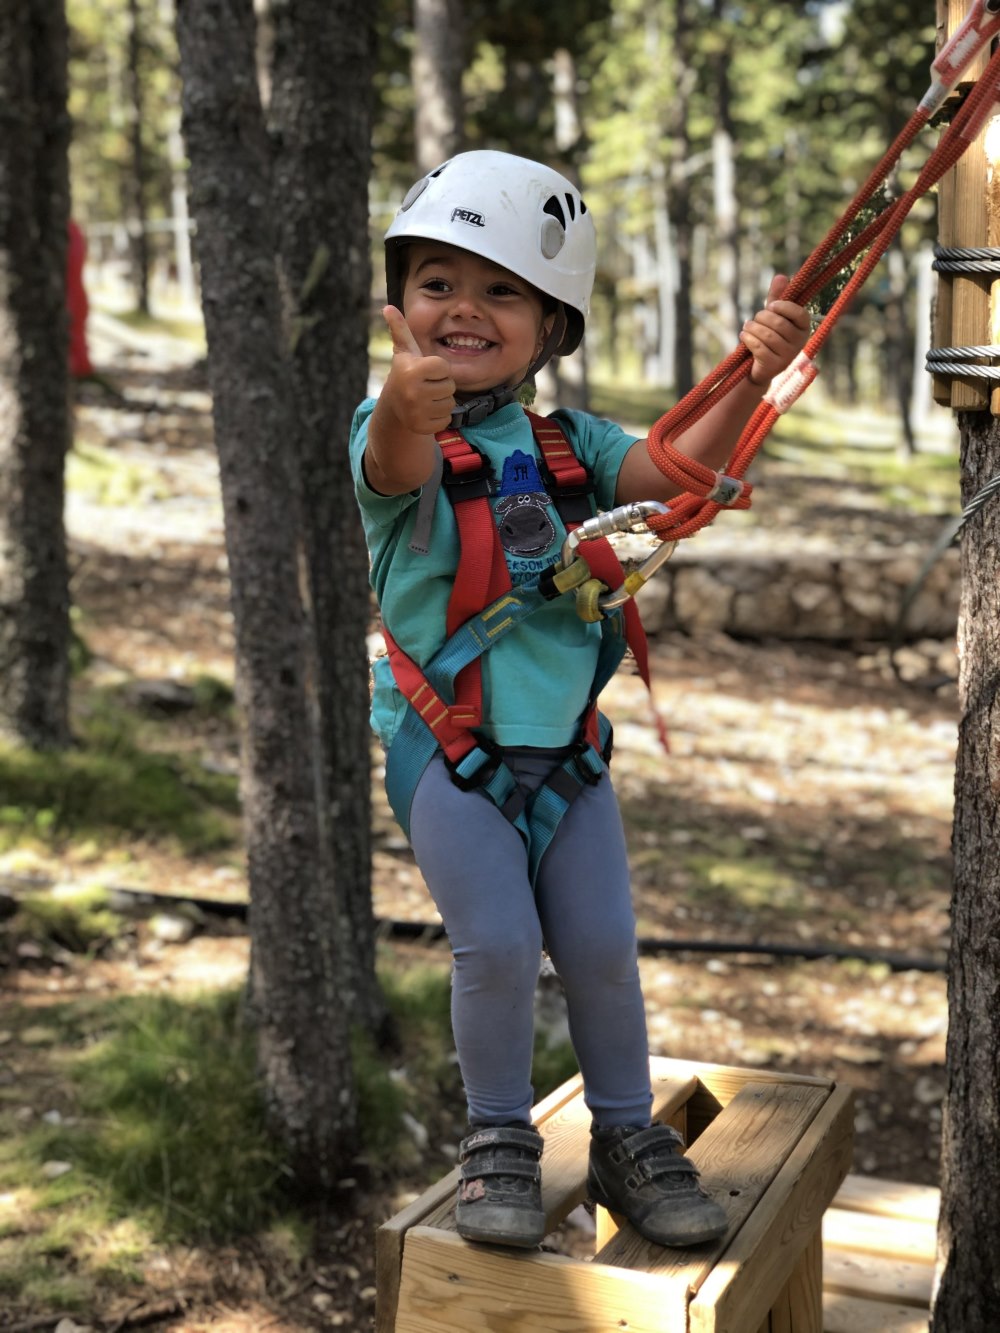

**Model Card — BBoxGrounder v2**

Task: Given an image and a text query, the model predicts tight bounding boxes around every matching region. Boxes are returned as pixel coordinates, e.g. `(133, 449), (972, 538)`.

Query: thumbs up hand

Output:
(381, 305), (457, 435)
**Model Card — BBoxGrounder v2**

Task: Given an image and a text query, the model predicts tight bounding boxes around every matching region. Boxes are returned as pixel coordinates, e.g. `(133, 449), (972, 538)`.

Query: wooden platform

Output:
(377, 1057), (939, 1332)
(822, 1173), (939, 1332)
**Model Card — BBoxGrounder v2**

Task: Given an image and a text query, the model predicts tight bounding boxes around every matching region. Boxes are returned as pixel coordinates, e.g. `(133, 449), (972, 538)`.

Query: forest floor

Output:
(0, 317), (960, 1330)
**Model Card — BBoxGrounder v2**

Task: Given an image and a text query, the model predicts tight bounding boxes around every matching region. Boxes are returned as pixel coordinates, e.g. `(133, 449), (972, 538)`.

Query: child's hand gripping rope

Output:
(739, 275), (812, 386)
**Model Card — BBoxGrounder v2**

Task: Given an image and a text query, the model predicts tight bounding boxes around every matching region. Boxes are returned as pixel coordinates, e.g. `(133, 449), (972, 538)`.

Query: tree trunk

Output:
(711, 0), (740, 348)
(549, 46), (588, 411)
(0, 0), (72, 750)
(932, 410), (1000, 1331)
(267, 0), (386, 1037)
(665, 0), (694, 397)
(412, 0), (464, 174)
(885, 242), (916, 458)
(175, 0), (357, 1190)
(125, 0), (151, 314)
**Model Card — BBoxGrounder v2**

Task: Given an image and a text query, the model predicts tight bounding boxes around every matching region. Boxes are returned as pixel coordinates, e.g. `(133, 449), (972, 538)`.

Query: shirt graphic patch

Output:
(495, 449), (556, 558)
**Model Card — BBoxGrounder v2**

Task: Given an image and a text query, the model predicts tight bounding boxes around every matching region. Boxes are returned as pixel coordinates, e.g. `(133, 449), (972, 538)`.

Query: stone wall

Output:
(616, 536), (959, 642)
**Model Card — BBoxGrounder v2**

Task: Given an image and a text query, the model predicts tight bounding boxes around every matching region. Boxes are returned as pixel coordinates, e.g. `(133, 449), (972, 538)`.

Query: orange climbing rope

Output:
(644, 0), (1000, 545)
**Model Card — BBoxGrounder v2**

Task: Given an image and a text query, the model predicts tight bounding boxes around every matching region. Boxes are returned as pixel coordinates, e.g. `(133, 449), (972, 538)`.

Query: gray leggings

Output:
(408, 748), (654, 1129)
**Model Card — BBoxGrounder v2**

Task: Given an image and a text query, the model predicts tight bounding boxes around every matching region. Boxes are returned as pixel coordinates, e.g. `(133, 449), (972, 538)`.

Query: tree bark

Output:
(175, 0), (357, 1190)
(412, 0), (464, 174)
(267, 0), (386, 1037)
(0, 0), (72, 749)
(125, 0), (151, 314)
(548, 46), (589, 411)
(711, 0), (740, 349)
(664, 0), (694, 397)
(932, 410), (1000, 1330)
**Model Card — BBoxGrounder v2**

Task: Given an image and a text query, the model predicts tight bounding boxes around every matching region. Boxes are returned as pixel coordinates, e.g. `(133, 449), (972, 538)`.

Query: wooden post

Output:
(933, 0), (993, 410)
(989, 117), (1000, 415)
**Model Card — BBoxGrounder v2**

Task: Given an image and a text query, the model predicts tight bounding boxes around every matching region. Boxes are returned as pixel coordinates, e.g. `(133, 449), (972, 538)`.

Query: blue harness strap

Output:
(384, 571), (627, 882)
(381, 412), (636, 883)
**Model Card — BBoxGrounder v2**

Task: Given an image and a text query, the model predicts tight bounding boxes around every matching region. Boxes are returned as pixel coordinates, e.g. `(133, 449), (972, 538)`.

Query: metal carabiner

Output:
(558, 500), (677, 615)
(559, 501), (670, 568)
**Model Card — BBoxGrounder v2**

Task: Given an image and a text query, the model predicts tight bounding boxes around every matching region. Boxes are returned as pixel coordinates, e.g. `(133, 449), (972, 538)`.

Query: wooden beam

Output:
(594, 1080), (832, 1331)
(823, 1246), (934, 1308)
(831, 1174), (940, 1224)
(822, 1206), (937, 1264)
(689, 1083), (854, 1333)
(988, 114), (1000, 416)
(822, 1291), (934, 1332)
(395, 1226), (678, 1333)
(935, 0), (993, 409)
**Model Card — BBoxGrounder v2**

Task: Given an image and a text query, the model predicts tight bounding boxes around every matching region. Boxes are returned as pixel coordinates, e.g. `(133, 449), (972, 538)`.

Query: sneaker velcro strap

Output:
(460, 1126), (543, 1160)
(461, 1153), (542, 1184)
(619, 1124), (684, 1159)
(638, 1153), (701, 1181)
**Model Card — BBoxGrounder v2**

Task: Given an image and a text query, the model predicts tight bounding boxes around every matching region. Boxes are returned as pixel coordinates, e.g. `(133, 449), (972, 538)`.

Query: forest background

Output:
(3, 0), (998, 1330)
(68, 0), (940, 427)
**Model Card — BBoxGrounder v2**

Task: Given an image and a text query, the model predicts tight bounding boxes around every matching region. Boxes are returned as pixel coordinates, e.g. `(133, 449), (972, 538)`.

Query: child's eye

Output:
(489, 284), (520, 297)
(420, 277), (451, 293)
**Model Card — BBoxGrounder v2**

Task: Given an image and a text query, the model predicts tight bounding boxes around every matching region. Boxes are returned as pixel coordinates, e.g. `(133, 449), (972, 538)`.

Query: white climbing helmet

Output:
(385, 149), (597, 358)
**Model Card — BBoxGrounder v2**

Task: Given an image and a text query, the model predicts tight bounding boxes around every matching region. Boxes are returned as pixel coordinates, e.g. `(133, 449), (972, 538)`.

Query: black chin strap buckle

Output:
(451, 387), (517, 427)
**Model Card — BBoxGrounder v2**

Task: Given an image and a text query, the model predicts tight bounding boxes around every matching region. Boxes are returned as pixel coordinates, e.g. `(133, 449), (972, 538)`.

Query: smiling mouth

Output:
(441, 334), (496, 351)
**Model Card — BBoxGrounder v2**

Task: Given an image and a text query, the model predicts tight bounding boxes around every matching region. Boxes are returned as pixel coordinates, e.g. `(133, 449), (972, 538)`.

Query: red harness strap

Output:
(380, 624), (480, 763)
(435, 429), (511, 729)
(527, 412), (668, 753)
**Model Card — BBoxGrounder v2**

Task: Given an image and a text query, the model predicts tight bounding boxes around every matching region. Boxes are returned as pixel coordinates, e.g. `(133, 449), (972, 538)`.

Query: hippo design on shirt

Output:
(494, 449), (556, 557)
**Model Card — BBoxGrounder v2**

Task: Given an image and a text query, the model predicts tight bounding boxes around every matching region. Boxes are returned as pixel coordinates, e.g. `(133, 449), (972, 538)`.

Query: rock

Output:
(674, 568), (734, 632)
(41, 1160), (74, 1179)
(126, 678), (197, 713)
(401, 1111), (429, 1150)
(148, 911), (197, 944)
(790, 581), (833, 612)
(832, 1044), (883, 1065)
(913, 1075), (945, 1106)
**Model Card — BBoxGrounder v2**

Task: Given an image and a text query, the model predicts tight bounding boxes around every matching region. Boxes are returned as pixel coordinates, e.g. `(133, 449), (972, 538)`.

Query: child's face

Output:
(401, 242), (553, 394)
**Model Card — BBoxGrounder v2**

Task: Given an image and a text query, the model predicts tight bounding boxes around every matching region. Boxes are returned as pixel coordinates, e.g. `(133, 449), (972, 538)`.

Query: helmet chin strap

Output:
(450, 385), (518, 428)
(449, 307), (569, 429)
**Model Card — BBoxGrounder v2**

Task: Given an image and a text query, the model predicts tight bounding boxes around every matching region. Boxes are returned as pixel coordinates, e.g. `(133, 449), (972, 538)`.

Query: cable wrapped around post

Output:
(927, 246), (1000, 386)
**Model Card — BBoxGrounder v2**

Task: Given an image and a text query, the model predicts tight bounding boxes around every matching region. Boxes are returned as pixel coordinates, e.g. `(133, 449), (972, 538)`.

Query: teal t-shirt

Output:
(350, 400), (638, 750)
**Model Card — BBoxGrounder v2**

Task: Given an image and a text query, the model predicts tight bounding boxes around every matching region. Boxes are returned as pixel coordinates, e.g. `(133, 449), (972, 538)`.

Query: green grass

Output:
(0, 688), (239, 856)
(0, 958), (578, 1310)
(16, 882), (129, 953)
(0, 991), (286, 1251)
(109, 306), (207, 350)
(67, 441), (171, 507)
(681, 853), (804, 915)
(765, 413), (959, 513)
(587, 377), (959, 514)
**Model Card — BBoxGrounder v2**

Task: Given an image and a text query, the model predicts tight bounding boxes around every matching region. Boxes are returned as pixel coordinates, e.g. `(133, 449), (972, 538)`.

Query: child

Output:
(351, 150), (809, 1250)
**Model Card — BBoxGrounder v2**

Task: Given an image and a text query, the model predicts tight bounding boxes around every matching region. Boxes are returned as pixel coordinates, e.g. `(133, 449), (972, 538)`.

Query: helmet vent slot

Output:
(565, 193), (576, 221)
(543, 195), (567, 228)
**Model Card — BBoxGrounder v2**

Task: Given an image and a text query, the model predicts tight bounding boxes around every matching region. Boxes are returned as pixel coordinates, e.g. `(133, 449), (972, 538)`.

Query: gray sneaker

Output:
(588, 1122), (728, 1247)
(455, 1123), (545, 1248)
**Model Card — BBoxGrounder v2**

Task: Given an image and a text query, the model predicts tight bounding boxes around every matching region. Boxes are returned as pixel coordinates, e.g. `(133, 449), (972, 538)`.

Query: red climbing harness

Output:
(383, 410), (666, 773)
